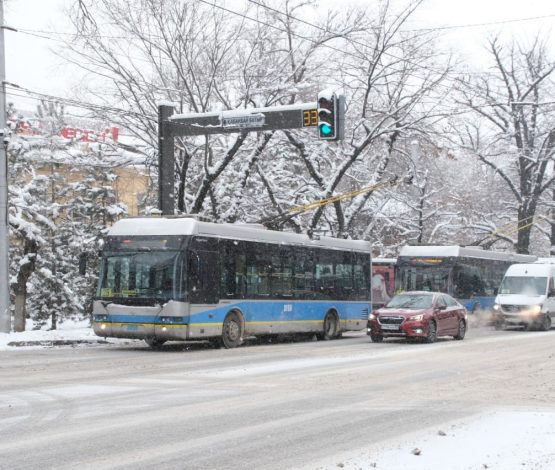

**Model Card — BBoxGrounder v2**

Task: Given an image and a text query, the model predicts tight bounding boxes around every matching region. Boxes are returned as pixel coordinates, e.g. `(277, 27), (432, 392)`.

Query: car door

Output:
(433, 294), (450, 334)
(443, 294), (462, 332)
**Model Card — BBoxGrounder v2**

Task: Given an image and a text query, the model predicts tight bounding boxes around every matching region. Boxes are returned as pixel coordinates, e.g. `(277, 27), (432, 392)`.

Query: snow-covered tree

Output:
(7, 104), (128, 331)
(454, 35), (555, 254)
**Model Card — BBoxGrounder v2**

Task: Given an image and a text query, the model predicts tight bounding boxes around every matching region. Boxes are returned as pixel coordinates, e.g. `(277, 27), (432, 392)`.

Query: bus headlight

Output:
(409, 314), (423, 321)
(493, 304), (500, 311)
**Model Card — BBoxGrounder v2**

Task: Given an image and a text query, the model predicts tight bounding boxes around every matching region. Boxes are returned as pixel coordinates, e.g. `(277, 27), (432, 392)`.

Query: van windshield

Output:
(499, 276), (547, 296)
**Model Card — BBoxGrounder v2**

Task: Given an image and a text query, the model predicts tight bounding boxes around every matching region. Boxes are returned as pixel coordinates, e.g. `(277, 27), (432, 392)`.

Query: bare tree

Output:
(455, 35), (555, 254)
(65, 0), (367, 222)
(276, 0), (453, 239)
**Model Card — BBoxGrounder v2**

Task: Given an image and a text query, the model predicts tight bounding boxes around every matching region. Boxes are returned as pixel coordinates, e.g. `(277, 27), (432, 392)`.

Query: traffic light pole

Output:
(157, 98), (345, 215)
(158, 104), (175, 216)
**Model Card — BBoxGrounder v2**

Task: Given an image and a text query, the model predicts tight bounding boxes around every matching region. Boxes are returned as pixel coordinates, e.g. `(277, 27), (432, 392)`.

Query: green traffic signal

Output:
(319, 123), (333, 136)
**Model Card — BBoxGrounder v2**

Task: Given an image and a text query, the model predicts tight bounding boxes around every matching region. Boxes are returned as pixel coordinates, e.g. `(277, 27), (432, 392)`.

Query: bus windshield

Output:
(97, 251), (183, 302)
(397, 266), (450, 293)
(499, 276), (547, 296)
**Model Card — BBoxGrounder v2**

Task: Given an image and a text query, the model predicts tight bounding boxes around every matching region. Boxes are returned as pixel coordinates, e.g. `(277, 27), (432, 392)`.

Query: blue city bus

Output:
(92, 216), (371, 348)
(395, 246), (536, 313)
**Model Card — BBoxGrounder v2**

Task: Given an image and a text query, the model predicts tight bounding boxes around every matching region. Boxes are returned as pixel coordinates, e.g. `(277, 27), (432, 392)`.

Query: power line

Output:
(248, 0), (555, 34)
(16, 28), (336, 82)
(14, 3), (535, 92)
(4, 84), (156, 121)
(203, 0), (455, 81)
(405, 13), (555, 32)
(243, 0), (511, 79)
(8, 84), (554, 133)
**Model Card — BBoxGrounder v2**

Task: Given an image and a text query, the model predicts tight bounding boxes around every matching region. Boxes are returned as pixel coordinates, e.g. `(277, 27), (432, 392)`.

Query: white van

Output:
(493, 263), (555, 330)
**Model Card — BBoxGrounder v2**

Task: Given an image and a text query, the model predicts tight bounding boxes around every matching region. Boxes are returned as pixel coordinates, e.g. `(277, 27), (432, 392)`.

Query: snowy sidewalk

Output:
(0, 321), (114, 350)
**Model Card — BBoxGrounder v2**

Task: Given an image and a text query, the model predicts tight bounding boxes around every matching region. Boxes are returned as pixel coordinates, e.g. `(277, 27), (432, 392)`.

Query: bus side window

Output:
(235, 253), (247, 298)
(188, 251), (200, 300)
(293, 247), (314, 299)
(220, 239), (237, 298)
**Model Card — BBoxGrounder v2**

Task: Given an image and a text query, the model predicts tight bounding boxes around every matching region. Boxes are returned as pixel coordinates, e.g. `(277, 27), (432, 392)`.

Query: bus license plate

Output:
(381, 324), (399, 330)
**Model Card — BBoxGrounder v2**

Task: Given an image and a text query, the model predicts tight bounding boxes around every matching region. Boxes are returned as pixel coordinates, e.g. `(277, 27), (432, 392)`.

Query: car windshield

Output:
(385, 294), (433, 309)
(499, 276), (547, 296)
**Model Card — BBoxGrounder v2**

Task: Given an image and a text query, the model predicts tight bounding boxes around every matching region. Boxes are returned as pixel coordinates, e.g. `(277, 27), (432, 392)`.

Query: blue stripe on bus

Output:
(100, 300), (370, 325)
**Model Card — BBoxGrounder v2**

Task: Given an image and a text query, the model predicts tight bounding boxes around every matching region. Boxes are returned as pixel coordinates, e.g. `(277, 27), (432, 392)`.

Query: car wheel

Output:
(538, 315), (552, 332)
(425, 321), (437, 343)
(370, 333), (383, 343)
(222, 312), (244, 349)
(144, 338), (166, 349)
(454, 319), (466, 340)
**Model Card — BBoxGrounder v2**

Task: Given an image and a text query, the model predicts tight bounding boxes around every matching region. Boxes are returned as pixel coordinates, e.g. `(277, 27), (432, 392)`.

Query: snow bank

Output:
(0, 319), (113, 350)
(305, 409), (555, 470)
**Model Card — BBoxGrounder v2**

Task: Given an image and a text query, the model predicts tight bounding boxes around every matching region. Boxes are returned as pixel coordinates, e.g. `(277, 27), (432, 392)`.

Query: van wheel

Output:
(222, 312), (244, 349)
(539, 315), (552, 332)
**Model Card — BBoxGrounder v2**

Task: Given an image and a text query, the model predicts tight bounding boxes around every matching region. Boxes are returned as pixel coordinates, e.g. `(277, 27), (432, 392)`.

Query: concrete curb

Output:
(7, 339), (109, 347)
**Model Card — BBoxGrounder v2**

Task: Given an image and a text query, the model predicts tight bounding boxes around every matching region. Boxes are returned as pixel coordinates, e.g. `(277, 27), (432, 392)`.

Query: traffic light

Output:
(317, 92), (337, 140)
(317, 91), (345, 140)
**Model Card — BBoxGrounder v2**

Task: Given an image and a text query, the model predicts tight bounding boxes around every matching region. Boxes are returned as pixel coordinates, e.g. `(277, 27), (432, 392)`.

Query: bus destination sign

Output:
(410, 257), (445, 265)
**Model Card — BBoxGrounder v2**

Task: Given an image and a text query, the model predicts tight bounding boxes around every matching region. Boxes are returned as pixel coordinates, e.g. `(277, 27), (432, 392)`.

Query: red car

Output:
(367, 291), (467, 343)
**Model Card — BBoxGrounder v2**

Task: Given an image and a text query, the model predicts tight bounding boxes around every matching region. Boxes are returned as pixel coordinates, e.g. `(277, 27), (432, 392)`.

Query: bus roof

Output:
(398, 245), (537, 263)
(107, 217), (371, 252)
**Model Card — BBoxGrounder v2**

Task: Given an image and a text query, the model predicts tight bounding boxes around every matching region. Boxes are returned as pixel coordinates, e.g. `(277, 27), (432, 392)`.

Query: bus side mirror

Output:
(493, 287), (498, 296)
(78, 253), (87, 275)
(549, 289), (555, 298)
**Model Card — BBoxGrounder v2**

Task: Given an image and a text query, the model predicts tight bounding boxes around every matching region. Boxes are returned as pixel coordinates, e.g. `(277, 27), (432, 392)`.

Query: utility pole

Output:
(0, 0), (10, 333)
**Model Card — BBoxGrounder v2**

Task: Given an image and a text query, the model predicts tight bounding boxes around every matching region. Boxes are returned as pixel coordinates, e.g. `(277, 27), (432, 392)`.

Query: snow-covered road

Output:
(1, 326), (554, 469)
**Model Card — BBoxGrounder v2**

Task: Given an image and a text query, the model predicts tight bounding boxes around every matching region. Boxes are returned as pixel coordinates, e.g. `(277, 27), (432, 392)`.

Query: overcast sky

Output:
(4, 0), (555, 111)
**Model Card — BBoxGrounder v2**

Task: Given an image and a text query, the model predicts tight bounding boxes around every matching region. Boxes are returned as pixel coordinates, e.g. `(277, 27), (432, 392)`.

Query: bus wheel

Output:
(539, 315), (552, 332)
(320, 311), (339, 340)
(222, 312), (244, 349)
(425, 321), (437, 343)
(145, 338), (166, 349)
